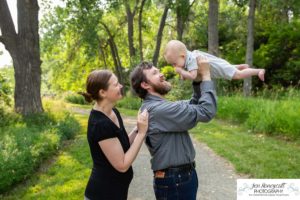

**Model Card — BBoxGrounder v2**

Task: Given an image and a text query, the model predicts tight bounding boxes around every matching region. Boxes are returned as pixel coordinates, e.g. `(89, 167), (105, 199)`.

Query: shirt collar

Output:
(144, 93), (164, 102)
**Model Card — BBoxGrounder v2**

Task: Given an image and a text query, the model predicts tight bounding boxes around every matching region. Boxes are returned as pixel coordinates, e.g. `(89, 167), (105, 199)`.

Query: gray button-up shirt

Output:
(141, 81), (217, 171)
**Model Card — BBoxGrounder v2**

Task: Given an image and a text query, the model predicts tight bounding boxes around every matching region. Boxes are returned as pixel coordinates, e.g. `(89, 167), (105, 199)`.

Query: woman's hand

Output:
(137, 109), (149, 135)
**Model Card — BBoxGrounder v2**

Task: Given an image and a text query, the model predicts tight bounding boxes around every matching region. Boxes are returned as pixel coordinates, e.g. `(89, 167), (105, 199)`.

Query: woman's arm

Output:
(98, 110), (148, 173)
(128, 126), (138, 145)
(99, 133), (145, 173)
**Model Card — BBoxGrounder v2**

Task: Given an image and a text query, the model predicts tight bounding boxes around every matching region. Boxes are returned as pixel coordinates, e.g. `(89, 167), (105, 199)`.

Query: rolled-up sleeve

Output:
(152, 81), (217, 132)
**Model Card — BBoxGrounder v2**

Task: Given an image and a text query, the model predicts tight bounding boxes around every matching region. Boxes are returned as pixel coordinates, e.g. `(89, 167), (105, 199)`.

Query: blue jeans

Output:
(153, 168), (198, 200)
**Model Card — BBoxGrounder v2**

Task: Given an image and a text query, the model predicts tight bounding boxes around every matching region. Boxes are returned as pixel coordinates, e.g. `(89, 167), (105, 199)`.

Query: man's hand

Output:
(197, 56), (211, 81)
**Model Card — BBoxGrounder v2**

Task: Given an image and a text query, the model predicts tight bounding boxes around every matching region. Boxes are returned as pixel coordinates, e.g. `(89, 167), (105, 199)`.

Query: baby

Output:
(164, 40), (265, 81)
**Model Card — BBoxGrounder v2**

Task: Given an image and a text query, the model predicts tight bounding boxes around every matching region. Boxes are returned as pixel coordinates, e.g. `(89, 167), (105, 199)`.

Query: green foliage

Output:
(217, 95), (300, 138)
(65, 93), (89, 105)
(117, 95), (142, 110)
(165, 78), (193, 101)
(254, 21), (300, 86)
(160, 65), (176, 80)
(0, 101), (80, 193)
(0, 71), (12, 106)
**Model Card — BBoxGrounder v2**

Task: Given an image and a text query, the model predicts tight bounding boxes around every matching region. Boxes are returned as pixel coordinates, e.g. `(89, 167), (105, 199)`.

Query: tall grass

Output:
(218, 95), (300, 138)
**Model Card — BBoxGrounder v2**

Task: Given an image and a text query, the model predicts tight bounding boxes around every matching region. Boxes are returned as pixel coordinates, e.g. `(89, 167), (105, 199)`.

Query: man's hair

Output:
(130, 61), (153, 99)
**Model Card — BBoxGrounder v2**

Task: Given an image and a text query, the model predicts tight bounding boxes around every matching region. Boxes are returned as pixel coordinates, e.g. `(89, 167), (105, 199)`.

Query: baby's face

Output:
(165, 52), (186, 69)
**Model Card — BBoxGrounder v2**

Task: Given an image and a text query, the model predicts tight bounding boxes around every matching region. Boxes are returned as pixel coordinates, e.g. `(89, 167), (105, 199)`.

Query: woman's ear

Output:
(98, 89), (106, 99)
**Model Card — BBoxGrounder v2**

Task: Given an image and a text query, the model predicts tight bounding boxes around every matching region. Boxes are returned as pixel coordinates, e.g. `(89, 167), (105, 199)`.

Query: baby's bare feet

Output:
(258, 69), (265, 81)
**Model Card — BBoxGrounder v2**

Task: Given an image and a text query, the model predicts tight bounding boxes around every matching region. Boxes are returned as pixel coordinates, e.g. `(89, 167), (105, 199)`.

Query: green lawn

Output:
(1, 106), (299, 199)
(191, 119), (300, 178)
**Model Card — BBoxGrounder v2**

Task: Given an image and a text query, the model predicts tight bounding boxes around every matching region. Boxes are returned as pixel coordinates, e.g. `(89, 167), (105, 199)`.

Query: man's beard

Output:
(149, 80), (172, 95)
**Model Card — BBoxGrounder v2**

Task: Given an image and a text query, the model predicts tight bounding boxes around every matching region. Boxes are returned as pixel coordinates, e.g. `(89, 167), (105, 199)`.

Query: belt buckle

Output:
(154, 170), (165, 178)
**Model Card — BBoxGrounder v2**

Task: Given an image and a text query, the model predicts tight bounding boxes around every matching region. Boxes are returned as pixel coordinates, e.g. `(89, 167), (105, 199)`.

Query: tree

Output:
(175, 0), (195, 41)
(152, 3), (169, 66)
(138, 0), (147, 61)
(0, 0), (43, 115)
(124, 0), (139, 66)
(208, 0), (219, 56)
(244, 0), (256, 96)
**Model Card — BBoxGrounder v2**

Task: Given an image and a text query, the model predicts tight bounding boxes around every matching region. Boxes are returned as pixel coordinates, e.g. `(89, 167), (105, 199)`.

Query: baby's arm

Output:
(175, 67), (198, 80)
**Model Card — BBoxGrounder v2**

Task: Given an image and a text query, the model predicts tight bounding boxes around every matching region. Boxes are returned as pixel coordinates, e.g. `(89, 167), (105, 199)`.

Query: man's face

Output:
(143, 67), (172, 95)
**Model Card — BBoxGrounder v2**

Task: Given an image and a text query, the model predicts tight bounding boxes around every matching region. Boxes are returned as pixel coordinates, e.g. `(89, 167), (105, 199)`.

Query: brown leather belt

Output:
(154, 162), (196, 178)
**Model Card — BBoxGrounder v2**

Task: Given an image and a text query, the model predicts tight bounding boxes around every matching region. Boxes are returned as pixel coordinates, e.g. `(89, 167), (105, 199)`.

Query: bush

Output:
(65, 93), (89, 105)
(117, 95), (142, 110)
(0, 103), (80, 193)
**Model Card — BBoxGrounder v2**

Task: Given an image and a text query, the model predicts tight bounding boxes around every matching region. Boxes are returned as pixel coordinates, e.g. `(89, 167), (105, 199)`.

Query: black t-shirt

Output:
(85, 108), (133, 200)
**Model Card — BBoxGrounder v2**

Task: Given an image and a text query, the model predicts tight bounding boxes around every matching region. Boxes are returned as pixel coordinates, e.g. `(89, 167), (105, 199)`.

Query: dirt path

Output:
(122, 115), (244, 200)
(71, 107), (244, 200)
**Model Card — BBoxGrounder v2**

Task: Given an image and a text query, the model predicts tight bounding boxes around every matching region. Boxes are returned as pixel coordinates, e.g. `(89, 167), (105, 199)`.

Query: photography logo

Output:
(237, 179), (300, 200)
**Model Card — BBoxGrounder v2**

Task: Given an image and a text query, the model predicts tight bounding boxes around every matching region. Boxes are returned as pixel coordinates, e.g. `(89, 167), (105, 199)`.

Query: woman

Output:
(80, 70), (148, 200)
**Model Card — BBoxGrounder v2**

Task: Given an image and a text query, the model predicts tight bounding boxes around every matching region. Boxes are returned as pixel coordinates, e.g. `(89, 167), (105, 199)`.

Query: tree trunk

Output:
(152, 4), (169, 67)
(0, 0), (43, 115)
(100, 22), (124, 87)
(138, 0), (147, 61)
(98, 43), (108, 69)
(208, 0), (219, 56)
(125, 1), (139, 66)
(175, 0), (195, 41)
(244, 0), (256, 97)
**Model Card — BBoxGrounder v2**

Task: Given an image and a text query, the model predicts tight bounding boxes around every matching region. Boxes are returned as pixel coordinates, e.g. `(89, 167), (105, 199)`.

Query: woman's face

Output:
(101, 74), (123, 103)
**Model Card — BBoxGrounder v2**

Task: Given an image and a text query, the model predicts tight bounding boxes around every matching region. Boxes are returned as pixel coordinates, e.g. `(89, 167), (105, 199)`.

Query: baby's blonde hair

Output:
(164, 40), (187, 57)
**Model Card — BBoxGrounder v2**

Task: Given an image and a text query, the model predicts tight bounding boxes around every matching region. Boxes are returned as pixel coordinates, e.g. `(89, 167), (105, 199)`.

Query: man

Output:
(130, 57), (217, 200)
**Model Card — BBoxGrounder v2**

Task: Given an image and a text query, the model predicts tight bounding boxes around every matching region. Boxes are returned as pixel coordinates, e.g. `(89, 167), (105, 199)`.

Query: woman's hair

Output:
(130, 61), (153, 99)
(79, 70), (113, 103)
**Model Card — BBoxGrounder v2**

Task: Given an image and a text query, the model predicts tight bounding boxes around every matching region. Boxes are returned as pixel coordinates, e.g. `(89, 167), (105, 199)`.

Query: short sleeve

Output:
(186, 56), (198, 71)
(92, 122), (118, 142)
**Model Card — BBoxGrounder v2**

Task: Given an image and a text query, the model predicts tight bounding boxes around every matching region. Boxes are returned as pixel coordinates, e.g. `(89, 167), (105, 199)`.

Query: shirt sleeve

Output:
(152, 81), (217, 132)
(186, 57), (198, 71)
(92, 122), (118, 142)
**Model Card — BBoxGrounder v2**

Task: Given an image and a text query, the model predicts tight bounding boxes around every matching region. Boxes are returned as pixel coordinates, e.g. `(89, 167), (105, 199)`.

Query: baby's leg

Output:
(233, 68), (265, 81)
(235, 64), (249, 70)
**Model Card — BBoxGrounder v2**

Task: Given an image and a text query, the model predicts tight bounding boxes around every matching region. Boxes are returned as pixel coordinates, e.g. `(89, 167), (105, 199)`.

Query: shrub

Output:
(117, 96), (142, 110)
(0, 102), (80, 193)
(65, 93), (89, 105)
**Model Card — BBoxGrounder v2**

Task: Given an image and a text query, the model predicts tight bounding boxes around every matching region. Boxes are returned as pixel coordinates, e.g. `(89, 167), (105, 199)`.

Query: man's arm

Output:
(150, 56), (217, 132)
(152, 81), (216, 132)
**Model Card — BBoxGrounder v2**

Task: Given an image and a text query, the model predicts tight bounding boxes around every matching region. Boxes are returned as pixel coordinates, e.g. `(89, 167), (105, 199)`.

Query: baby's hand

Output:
(174, 67), (185, 80)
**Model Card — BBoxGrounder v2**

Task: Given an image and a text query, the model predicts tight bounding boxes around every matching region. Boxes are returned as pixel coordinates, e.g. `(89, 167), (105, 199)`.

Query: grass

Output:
(191, 119), (300, 178)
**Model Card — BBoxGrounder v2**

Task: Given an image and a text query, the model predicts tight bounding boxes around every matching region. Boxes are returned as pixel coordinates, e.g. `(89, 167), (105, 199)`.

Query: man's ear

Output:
(141, 81), (150, 90)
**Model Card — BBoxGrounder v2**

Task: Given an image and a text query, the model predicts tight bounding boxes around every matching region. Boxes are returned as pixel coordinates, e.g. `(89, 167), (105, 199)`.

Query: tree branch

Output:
(132, 0), (140, 16)
(189, 0), (196, 9)
(0, 0), (17, 42)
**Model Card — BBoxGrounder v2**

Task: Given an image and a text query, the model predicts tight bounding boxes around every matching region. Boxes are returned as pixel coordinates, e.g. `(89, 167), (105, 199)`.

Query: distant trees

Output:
(40, 0), (300, 94)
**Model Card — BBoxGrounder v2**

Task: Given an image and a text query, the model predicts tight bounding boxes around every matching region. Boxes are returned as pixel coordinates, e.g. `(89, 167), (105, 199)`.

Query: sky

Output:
(0, 0), (64, 68)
